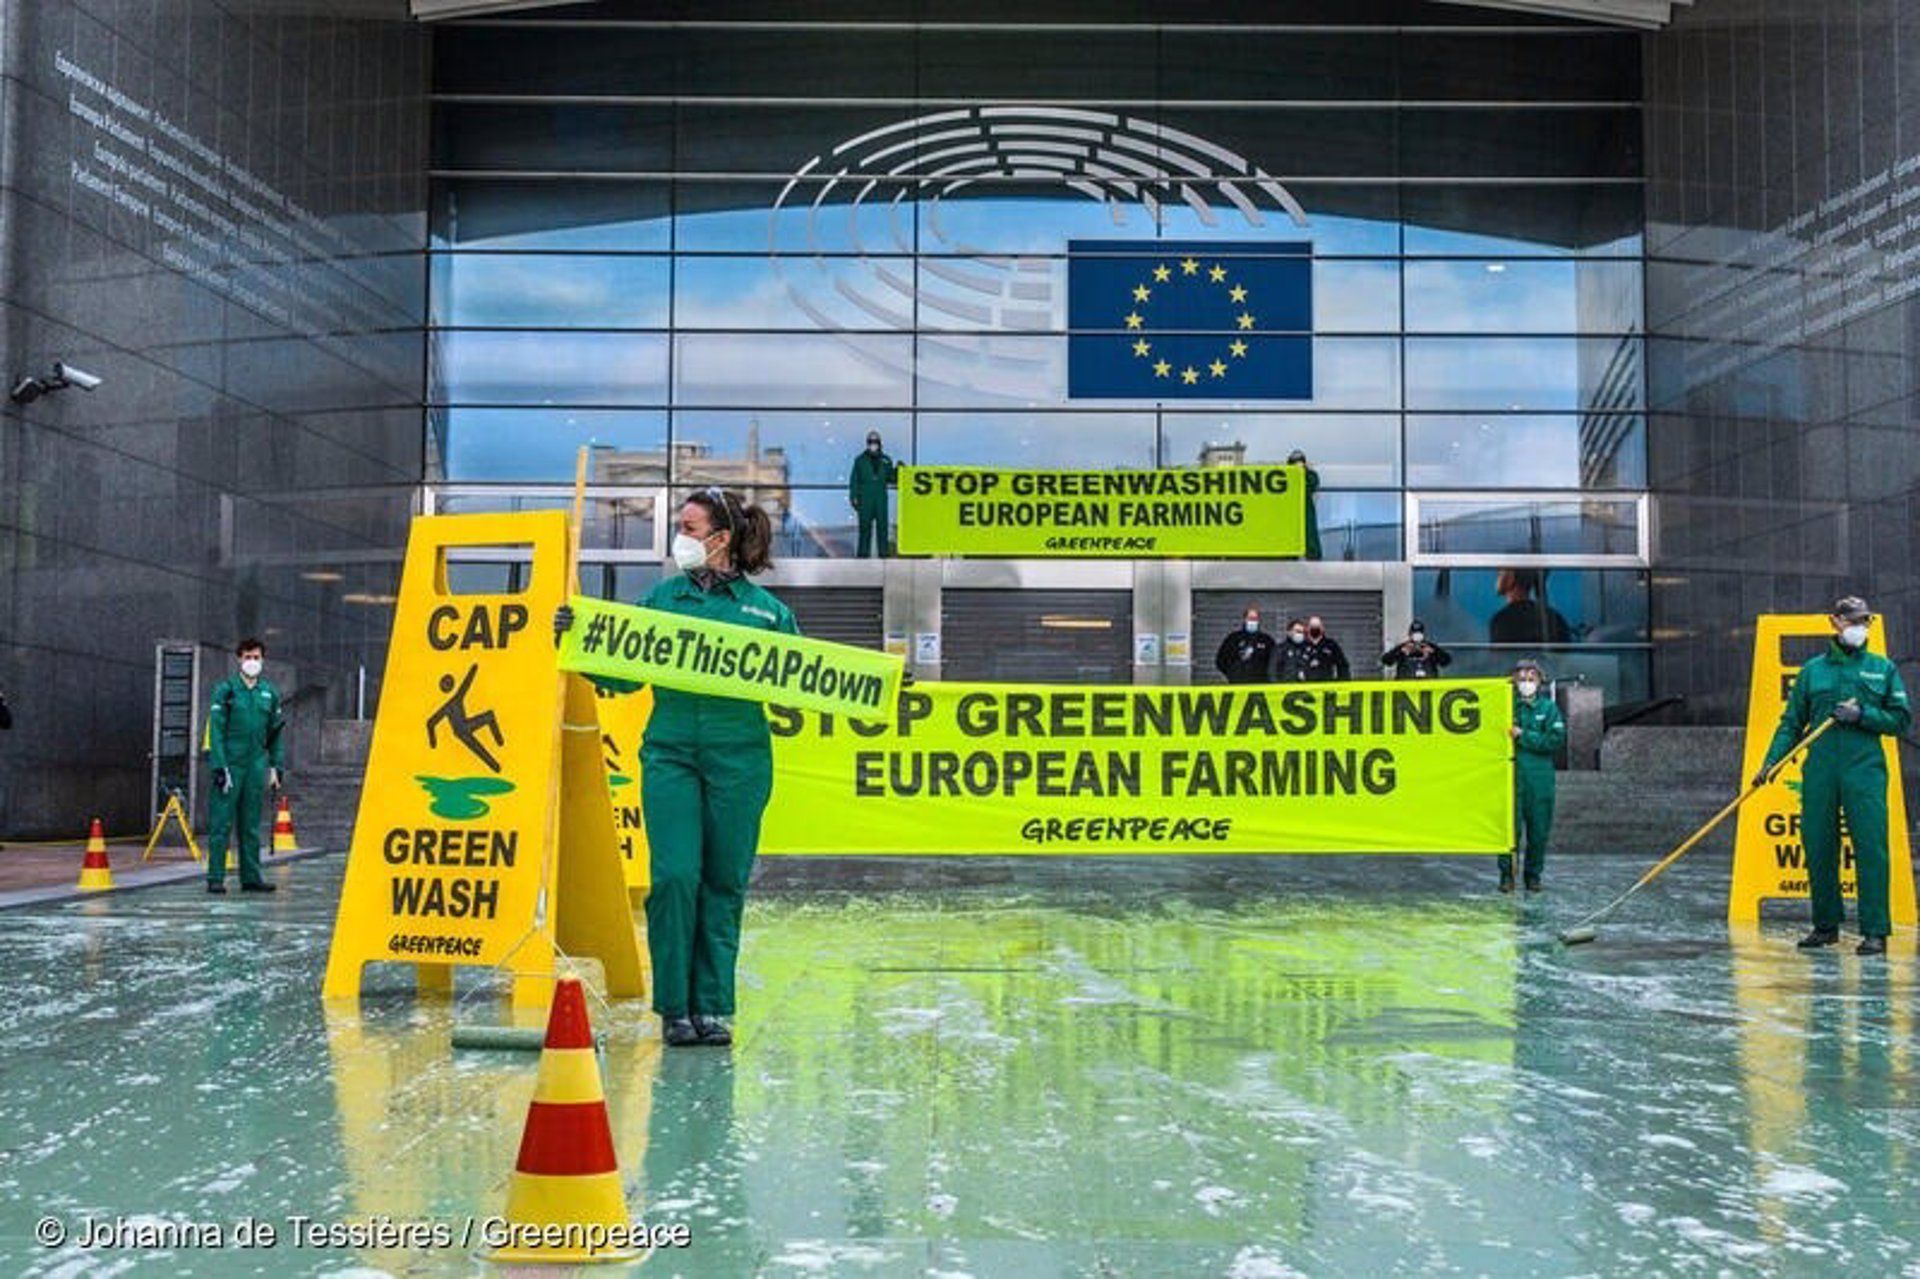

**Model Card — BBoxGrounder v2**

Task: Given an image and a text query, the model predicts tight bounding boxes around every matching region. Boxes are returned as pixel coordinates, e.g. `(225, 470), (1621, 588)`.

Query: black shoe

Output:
(662, 1016), (701, 1047)
(1857, 935), (1887, 956)
(1498, 871), (1515, 894)
(1796, 927), (1840, 950)
(206, 881), (227, 895)
(691, 1015), (732, 1046)
(240, 881), (277, 893)
(1524, 877), (1543, 893)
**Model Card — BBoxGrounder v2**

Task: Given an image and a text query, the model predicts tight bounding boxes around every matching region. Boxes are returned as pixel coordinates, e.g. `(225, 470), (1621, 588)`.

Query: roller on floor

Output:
(1560, 718), (1836, 946)
(452, 1024), (603, 1053)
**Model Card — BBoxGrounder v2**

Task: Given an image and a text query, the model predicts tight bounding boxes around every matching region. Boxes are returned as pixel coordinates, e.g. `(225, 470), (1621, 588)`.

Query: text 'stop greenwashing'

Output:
(557, 595), (904, 719)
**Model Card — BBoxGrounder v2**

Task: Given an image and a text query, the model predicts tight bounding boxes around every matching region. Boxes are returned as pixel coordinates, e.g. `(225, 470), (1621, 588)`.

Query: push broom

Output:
(1558, 716), (1837, 946)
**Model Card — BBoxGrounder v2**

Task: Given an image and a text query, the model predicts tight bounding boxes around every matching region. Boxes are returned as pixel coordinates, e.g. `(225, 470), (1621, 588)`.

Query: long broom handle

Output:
(1566, 715), (1838, 932)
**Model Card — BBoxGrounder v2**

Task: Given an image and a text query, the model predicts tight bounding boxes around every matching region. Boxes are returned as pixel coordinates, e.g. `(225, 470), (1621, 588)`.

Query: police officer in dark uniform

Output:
(1215, 603), (1276, 684)
(1382, 621), (1451, 680)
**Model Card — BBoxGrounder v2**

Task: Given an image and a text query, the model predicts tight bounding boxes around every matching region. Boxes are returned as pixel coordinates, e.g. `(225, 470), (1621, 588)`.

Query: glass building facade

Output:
(426, 7), (1650, 698)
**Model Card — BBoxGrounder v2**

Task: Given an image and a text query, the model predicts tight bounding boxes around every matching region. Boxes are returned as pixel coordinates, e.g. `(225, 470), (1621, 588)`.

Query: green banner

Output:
(557, 595), (904, 719)
(761, 679), (1514, 854)
(895, 465), (1306, 557)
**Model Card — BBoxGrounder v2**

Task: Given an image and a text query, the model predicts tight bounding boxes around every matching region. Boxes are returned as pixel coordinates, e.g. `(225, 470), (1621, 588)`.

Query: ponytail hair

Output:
(687, 487), (775, 575)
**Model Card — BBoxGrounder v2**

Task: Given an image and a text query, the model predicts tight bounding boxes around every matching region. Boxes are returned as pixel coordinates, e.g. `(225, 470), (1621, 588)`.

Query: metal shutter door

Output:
(1191, 590), (1383, 684)
(942, 589), (1132, 684)
(778, 587), (884, 649)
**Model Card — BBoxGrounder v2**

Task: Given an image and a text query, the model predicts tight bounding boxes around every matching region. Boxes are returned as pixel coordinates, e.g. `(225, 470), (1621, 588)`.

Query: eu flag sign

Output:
(1067, 241), (1312, 400)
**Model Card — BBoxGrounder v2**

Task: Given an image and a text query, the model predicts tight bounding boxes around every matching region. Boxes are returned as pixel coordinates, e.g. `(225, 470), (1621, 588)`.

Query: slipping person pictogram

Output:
(425, 662), (506, 773)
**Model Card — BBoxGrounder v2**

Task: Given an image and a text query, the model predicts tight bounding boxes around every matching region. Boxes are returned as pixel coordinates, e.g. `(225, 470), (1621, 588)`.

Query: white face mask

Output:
(240, 658), (263, 679)
(672, 533), (712, 572)
(1516, 679), (1539, 698)
(1244, 619), (1259, 633)
(1288, 631), (1305, 644)
(1409, 632), (1425, 644)
(1840, 624), (1869, 649)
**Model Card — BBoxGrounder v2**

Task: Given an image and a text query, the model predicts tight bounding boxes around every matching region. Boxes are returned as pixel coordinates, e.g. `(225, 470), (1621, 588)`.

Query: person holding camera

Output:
(1382, 621), (1451, 680)
(205, 638), (285, 894)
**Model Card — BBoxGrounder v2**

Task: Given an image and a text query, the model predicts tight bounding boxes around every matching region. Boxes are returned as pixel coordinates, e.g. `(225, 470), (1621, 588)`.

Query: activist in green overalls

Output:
(1288, 449), (1321, 561)
(1758, 596), (1911, 956)
(205, 637), (285, 894)
(1501, 660), (1563, 894)
(848, 429), (896, 558)
(555, 487), (796, 1048)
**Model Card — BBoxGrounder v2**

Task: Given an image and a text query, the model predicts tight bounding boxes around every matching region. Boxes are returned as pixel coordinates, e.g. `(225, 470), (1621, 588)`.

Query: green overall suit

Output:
(1501, 691), (1563, 883)
(1762, 642), (1911, 938)
(637, 573), (798, 1018)
(206, 674), (285, 885)
(848, 450), (896, 558)
(1300, 465), (1322, 561)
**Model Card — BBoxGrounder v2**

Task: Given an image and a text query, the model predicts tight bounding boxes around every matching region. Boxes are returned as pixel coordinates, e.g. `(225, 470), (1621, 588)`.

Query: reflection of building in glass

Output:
(589, 422), (801, 545)
(1197, 441), (1247, 468)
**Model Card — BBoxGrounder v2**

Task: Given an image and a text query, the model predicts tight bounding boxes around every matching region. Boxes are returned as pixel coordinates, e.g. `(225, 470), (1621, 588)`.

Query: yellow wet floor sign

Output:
(593, 683), (652, 897)
(322, 512), (644, 1007)
(1731, 614), (1916, 925)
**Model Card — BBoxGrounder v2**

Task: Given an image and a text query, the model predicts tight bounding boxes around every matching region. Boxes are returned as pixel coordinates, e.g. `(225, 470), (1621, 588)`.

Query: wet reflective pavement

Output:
(1, 856), (1915, 1277)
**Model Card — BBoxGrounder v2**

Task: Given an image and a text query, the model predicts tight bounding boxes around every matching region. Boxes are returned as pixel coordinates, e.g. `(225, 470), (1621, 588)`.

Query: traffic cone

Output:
(76, 818), (113, 891)
(485, 975), (642, 1265)
(271, 796), (298, 854)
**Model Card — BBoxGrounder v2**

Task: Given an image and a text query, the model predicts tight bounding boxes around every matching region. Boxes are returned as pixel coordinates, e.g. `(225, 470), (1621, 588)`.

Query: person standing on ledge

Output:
(1502, 659), (1563, 895)
(205, 638), (285, 895)
(556, 487), (797, 1046)
(1215, 603), (1277, 684)
(1288, 449), (1321, 561)
(1755, 596), (1910, 956)
(849, 429), (897, 558)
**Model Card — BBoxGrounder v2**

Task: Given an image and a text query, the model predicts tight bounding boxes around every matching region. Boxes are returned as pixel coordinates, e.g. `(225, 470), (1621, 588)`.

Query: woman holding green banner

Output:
(557, 487), (797, 1048)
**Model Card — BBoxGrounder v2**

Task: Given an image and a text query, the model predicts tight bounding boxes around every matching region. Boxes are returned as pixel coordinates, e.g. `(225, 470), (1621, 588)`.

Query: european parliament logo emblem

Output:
(1067, 240), (1312, 400)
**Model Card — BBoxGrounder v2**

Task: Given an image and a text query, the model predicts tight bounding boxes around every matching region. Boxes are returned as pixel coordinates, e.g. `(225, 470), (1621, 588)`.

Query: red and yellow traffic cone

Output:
(76, 818), (114, 891)
(271, 796), (298, 854)
(485, 975), (641, 1265)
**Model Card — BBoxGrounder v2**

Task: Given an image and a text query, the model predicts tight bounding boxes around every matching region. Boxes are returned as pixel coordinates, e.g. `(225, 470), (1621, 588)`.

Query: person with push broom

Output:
(1755, 596), (1910, 956)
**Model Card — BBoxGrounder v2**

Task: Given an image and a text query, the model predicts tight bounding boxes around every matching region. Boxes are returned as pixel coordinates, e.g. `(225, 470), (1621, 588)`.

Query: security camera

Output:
(9, 377), (45, 405)
(52, 363), (102, 391)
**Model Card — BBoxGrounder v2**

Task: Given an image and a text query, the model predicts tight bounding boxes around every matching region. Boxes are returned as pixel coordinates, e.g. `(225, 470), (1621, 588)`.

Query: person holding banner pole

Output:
(556, 488), (796, 1046)
(1501, 659), (1563, 894)
(1754, 596), (1910, 956)
(1287, 449), (1321, 561)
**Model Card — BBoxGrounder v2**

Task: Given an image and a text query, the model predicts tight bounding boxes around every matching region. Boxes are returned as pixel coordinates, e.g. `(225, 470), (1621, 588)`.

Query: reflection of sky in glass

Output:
(916, 413), (1155, 469)
(1159, 413), (1399, 487)
(1407, 415), (1645, 489)
(674, 334), (913, 406)
(434, 332), (668, 405)
(432, 255), (668, 327)
(440, 409), (666, 481)
(672, 410), (909, 485)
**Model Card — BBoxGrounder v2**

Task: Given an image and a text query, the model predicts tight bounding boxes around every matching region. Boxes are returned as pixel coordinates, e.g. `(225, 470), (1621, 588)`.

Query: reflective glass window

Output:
(1159, 413), (1400, 488)
(675, 257), (915, 331)
(1415, 497), (1642, 558)
(1399, 109), (1641, 180)
(436, 409), (668, 482)
(767, 488), (892, 560)
(1405, 260), (1642, 335)
(915, 412), (1156, 469)
(1314, 260), (1399, 333)
(1311, 492), (1403, 562)
(432, 180), (672, 252)
(1412, 567), (1650, 646)
(434, 104), (674, 172)
(1402, 185), (1644, 257)
(433, 331), (669, 406)
(431, 255), (669, 328)
(1437, 646), (1650, 705)
(670, 410), (911, 486)
(672, 334), (913, 407)
(677, 179), (914, 254)
(1407, 414), (1645, 489)
(1405, 337), (1644, 412)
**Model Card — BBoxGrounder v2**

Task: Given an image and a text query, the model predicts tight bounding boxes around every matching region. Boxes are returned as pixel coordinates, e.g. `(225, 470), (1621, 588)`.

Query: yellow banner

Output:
(557, 595), (903, 719)
(1731, 614), (1916, 923)
(322, 513), (644, 1007)
(760, 680), (1513, 854)
(895, 465), (1306, 557)
(594, 683), (652, 894)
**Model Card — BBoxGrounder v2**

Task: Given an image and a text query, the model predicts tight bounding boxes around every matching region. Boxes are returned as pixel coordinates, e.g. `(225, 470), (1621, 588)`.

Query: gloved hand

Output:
(268, 767), (284, 791)
(553, 604), (574, 644)
(212, 767), (232, 795)
(901, 669), (916, 688)
(1832, 699), (1863, 724)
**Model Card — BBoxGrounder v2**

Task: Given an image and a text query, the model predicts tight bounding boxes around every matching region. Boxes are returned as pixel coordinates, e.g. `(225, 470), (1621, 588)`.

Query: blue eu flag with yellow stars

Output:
(1067, 241), (1312, 399)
